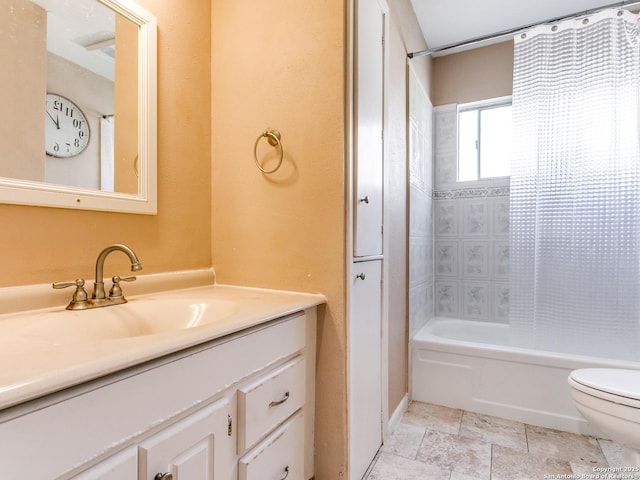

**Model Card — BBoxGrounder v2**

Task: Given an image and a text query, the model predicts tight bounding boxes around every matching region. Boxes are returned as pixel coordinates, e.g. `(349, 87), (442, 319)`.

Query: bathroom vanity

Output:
(0, 281), (323, 480)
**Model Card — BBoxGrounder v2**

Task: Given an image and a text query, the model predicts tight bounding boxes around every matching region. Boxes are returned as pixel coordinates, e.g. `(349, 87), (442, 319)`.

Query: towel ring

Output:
(254, 129), (283, 174)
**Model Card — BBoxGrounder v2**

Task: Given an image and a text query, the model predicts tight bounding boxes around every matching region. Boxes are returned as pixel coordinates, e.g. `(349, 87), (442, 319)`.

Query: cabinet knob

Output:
(356, 273), (366, 280)
(359, 195), (369, 204)
(154, 473), (173, 480)
(279, 466), (290, 480)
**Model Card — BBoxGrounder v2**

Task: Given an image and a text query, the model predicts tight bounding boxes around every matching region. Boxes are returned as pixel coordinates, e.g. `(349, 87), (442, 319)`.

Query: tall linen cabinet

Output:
(348, 0), (388, 478)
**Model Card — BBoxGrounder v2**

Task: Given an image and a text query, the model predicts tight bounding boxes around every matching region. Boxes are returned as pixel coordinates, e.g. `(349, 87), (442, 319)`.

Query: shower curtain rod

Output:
(407, 0), (640, 59)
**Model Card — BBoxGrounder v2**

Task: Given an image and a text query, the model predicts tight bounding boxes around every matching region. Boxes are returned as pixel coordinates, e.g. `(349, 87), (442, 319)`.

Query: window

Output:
(458, 99), (512, 181)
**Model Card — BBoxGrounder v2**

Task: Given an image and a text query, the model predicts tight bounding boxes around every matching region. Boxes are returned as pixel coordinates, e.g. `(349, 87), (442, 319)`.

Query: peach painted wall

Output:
(210, 1), (346, 478)
(432, 40), (513, 106)
(0, 0), (212, 287)
(0, 0), (46, 181)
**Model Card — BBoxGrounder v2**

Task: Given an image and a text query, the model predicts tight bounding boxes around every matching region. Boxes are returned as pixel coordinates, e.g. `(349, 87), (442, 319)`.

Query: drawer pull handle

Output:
(154, 473), (173, 480)
(269, 391), (290, 407)
(279, 466), (290, 480)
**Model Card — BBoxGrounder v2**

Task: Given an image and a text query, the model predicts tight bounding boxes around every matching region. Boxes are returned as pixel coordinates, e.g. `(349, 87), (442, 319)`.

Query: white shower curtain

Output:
(510, 9), (640, 361)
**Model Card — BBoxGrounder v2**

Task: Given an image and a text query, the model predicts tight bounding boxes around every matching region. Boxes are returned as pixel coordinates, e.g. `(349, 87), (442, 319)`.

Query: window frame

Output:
(457, 96), (512, 182)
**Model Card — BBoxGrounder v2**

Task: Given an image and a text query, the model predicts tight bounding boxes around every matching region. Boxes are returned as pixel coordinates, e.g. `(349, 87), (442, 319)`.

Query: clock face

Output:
(45, 94), (91, 158)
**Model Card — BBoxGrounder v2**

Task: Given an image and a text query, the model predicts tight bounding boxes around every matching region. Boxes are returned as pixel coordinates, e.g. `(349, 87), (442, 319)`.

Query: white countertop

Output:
(0, 283), (325, 411)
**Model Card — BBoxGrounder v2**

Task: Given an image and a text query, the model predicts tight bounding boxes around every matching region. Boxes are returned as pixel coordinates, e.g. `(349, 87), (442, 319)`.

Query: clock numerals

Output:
(45, 94), (91, 158)
(51, 99), (75, 119)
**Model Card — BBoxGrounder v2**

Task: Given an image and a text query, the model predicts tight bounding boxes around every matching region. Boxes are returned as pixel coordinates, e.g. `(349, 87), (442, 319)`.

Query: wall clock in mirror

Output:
(45, 93), (91, 158)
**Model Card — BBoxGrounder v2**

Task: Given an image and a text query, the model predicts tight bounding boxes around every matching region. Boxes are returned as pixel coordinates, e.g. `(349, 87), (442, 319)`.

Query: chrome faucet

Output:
(53, 244), (143, 310)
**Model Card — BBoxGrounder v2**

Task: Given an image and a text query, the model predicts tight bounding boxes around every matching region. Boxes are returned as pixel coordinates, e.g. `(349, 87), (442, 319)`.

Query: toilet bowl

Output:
(568, 368), (640, 468)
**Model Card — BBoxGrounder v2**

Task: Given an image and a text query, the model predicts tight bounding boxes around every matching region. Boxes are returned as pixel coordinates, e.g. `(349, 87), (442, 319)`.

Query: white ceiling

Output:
(30, 0), (115, 81)
(409, 0), (625, 52)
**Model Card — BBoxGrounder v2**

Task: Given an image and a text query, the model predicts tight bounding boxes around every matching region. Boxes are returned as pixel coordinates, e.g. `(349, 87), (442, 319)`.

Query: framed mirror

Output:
(0, 0), (157, 214)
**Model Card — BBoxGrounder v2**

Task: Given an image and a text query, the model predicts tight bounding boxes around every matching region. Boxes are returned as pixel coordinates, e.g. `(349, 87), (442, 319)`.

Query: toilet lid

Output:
(570, 368), (640, 402)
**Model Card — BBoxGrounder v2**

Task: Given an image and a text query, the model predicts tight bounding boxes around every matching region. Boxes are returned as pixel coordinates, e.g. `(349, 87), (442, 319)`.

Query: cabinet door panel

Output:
(349, 260), (382, 480)
(172, 438), (213, 478)
(354, 0), (385, 257)
(70, 446), (137, 480)
(139, 397), (230, 480)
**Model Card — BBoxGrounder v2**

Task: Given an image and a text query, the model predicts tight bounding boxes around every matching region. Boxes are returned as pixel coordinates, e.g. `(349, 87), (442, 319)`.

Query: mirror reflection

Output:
(1, 0), (139, 195)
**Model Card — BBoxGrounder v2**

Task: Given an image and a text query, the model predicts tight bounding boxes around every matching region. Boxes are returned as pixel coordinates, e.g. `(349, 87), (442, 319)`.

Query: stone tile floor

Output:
(365, 401), (634, 480)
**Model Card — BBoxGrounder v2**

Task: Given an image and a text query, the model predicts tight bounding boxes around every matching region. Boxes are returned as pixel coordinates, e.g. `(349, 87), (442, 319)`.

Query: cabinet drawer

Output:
(237, 355), (305, 452)
(238, 411), (304, 480)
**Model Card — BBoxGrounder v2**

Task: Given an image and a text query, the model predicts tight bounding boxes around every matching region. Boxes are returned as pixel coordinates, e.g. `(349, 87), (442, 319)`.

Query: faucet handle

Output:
(109, 275), (136, 299)
(52, 279), (89, 309)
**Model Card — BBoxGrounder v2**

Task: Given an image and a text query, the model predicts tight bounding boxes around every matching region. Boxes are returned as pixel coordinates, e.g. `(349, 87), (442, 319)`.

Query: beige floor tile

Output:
(381, 422), (425, 459)
(491, 444), (573, 480)
(401, 401), (463, 435)
(571, 461), (600, 477)
(416, 428), (492, 480)
(526, 424), (608, 467)
(369, 404), (625, 480)
(449, 471), (484, 480)
(459, 411), (527, 451)
(366, 452), (451, 480)
(598, 438), (624, 467)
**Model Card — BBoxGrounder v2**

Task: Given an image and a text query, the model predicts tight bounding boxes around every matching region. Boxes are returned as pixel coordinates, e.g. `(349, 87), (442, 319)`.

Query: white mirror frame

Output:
(0, 0), (157, 215)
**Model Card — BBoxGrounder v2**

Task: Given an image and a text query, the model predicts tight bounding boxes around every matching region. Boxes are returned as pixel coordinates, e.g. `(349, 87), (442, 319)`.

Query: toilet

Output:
(568, 368), (640, 467)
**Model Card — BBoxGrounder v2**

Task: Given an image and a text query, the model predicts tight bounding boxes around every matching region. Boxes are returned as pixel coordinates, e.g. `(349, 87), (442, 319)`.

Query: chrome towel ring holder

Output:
(254, 129), (283, 174)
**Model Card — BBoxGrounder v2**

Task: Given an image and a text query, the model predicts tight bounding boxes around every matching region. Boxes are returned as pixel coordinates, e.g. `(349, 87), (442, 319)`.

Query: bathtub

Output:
(411, 317), (640, 436)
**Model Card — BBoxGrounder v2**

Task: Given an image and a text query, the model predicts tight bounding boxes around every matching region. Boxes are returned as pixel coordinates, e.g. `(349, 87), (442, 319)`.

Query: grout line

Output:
(362, 447), (383, 479)
(457, 408), (464, 436)
(489, 443), (494, 480)
(414, 425), (428, 461)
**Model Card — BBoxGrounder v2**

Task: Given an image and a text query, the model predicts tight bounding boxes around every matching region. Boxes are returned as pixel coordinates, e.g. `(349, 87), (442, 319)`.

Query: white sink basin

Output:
(0, 298), (240, 343)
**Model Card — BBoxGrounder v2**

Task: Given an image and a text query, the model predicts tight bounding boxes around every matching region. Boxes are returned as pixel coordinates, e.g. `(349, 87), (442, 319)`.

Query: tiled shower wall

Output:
(433, 105), (511, 323)
(408, 66), (434, 337)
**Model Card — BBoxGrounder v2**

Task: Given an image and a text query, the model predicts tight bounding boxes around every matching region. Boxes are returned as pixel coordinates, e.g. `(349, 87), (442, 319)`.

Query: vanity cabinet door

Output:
(138, 397), (232, 480)
(70, 446), (138, 480)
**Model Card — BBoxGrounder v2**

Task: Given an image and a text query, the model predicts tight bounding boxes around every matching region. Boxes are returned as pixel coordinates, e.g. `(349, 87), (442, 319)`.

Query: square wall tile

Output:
(435, 241), (458, 277)
(462, 199), (489, 237)
(435, 201), (458, 237)
(462, 282), (490, 321)
(435, 280), (459, 317)
(463, 241), (490, 279)
(494, 283), (510, 323)
(434, 106), (458, 190)
(410, 185), (432, 236)
(409, 283), (433, 336)
(409, 237), (432, 286)
(493, 241), (509, 279)
(493, 197), (510, 236)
